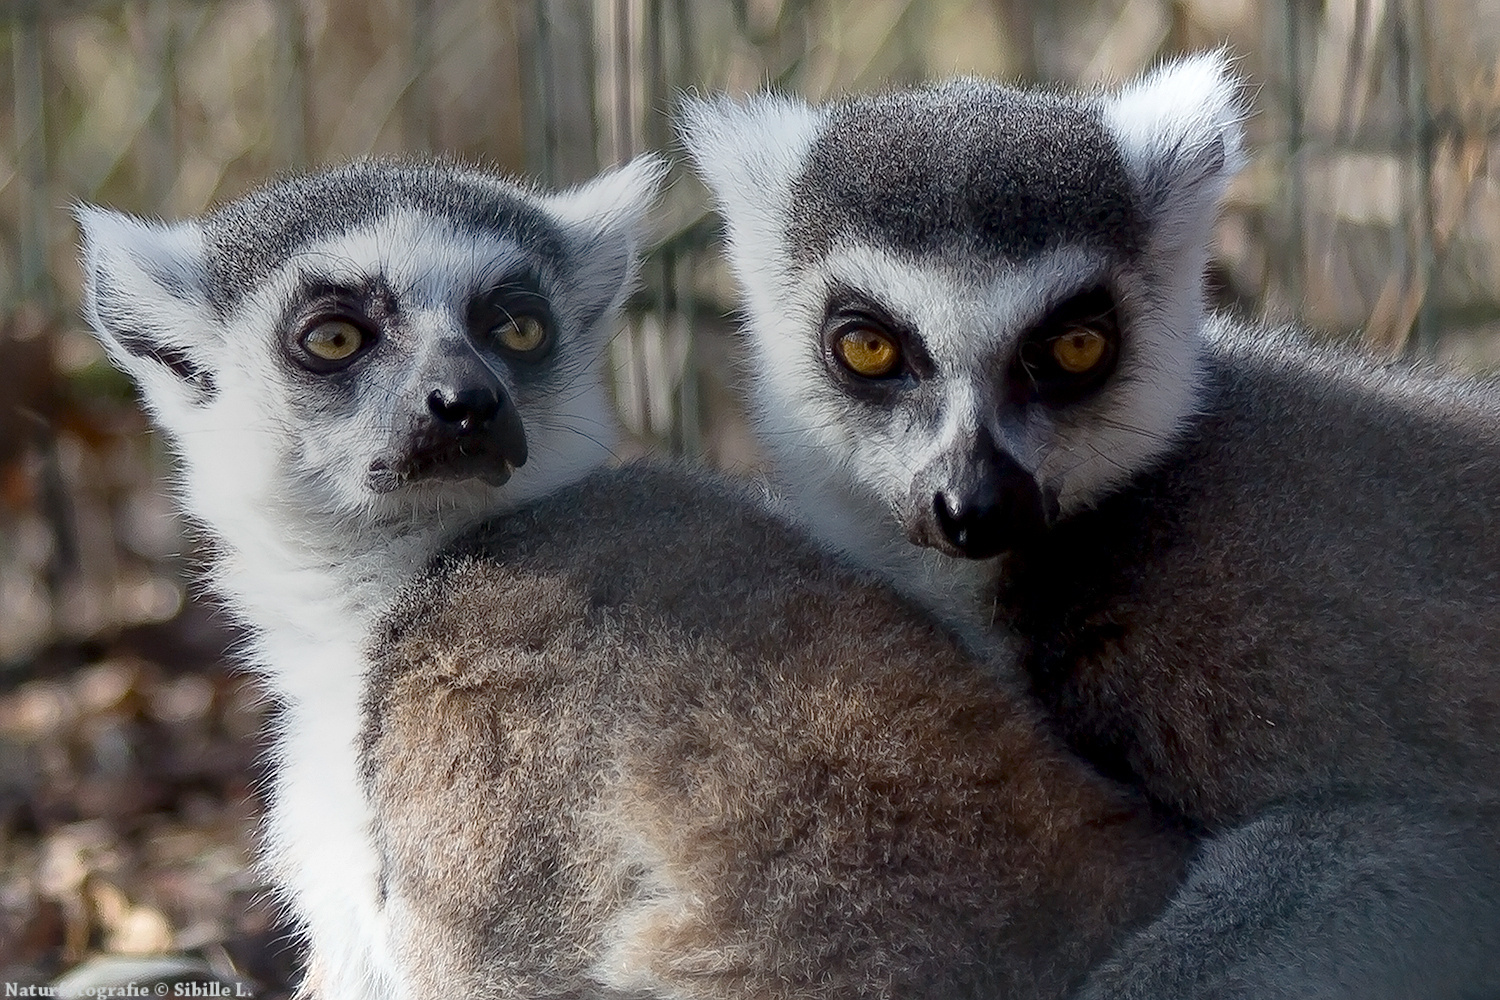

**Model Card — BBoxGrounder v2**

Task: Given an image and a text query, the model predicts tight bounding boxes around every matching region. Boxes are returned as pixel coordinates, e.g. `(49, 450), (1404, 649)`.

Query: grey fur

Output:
(364, 463), (1190, 1000)
(683, 57), (1500, 998)
(1006, 317), (1500, 823)
(1077, 799), (1500, 1000)
(83, 153), (1203, 1000)
(789, 81), (1144, 264)
(1009, 322), (1500, 985)
(198, 159), (570, 314)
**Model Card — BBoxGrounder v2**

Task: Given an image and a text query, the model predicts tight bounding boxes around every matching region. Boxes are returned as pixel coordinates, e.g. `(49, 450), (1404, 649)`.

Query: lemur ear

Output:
(1102, 51), (1248, 241)
(542, 154), (668, 328)
(75, 205), (219, 415)
(676, 92), (824, 231)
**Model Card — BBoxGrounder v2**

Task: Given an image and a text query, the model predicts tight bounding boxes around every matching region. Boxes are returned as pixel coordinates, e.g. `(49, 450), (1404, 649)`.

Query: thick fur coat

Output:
(681, 53), (1500, 997)
(75, 156), (663, 999)
(1005, 316), (1500, 824)
(365, 465), (1188, 1000)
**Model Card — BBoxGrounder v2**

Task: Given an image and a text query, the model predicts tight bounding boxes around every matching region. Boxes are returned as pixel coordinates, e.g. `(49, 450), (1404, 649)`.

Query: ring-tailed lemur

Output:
(681, 53), (1500, 997)
(76, 155), (1191, 1000)
(365, 464), (1188, 999)
(75, 155), (664, 1000)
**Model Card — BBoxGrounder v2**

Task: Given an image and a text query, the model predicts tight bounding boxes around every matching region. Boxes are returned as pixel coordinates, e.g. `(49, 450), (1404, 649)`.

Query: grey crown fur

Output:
(199, 160), (575, 312)
(787, 81), (1146, 264)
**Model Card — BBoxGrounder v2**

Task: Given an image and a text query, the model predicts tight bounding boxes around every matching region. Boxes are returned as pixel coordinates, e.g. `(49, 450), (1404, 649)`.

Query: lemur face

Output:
(78, 158), (661, 530)
(682, 55), (1244, 560)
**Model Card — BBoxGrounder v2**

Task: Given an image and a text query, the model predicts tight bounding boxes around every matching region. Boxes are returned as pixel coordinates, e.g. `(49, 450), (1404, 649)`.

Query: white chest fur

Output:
(212, 526), (449, 1000)
(262, 637), (400, 1000)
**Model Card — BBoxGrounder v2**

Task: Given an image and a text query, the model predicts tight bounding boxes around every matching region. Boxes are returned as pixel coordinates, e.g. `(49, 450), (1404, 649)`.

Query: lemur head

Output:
(681, 54), (1243, 562)
(77, 157), (663, 564)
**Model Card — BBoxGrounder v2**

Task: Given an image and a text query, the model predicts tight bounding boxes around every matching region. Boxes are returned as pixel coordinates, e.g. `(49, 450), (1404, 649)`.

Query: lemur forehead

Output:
(200, 160), (568, 314)
(823, 241), (1110, 344)
(788, 80), (1144, 266)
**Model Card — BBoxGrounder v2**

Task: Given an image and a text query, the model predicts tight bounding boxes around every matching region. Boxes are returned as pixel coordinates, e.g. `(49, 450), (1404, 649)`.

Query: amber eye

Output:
(494, 315), (550, 357)
(835, 328), (901, 378)
(303, 320), (366, 363)
(1050, 328), (1108, 374)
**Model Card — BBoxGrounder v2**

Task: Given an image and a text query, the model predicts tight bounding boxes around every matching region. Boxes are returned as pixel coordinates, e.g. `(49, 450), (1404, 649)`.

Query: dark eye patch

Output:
(819, 286), (934, 401)
(1010, 285), (1121, 406)
(280, 276), (391, 375)
(466, 271), (556, 363)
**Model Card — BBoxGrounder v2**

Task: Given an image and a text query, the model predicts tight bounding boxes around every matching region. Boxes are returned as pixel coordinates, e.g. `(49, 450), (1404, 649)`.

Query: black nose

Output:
(907, 431), (1053, 559)
(934, 488), (999, 554)
(427, 385), (501, 433)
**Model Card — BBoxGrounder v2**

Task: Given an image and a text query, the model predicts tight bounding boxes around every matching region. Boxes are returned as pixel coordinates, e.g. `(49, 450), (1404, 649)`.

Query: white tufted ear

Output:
(75, 204), (220, 420)
(1102, 51), (1248, 243)
(542, 153), (668, 327)
(544, 153), (666, 246)
(676, 92), (825, 235)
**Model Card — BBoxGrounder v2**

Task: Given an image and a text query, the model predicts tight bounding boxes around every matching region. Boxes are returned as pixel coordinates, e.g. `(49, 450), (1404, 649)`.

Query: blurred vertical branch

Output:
(596, 0), (705, 452)
(991, 0), (1037, 78)
(521, 0), (599, 185)
(143, 0), (179, 208)
(1279, 0), (1309, 313)
(405, 0), (434, 151)
(1403, 0), (1437, 355)
(1358, 0), (1437, 355)
(273, 0), (310, 169)
(12, 0), (49, 310)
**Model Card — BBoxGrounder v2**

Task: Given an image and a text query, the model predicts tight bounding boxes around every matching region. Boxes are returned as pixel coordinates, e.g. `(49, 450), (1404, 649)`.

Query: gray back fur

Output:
(995, 326), (1500, 994)
(363, 464), (1188, 1000)
(1078, 798), (1500, 1000)
(1005, 315), (1500, 823)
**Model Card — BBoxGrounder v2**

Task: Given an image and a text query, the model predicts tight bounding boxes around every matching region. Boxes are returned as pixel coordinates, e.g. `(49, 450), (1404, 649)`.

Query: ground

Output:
(0, 606), (300, 998)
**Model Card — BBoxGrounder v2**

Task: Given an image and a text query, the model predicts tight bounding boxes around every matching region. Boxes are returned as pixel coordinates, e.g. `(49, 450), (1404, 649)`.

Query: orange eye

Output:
(835, 328), (901, 378)
(303, 320), (365, 362)
(495, 315), (549, 356)
(1050, 328), (1108, 374)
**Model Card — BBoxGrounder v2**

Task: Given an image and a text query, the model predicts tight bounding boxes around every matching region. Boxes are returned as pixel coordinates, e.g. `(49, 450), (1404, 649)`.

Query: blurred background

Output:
(2, 0), (1499, 993)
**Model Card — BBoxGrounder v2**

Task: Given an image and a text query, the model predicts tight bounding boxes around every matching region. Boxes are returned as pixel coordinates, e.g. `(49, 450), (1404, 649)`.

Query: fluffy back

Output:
(364, 464), (1188, 999)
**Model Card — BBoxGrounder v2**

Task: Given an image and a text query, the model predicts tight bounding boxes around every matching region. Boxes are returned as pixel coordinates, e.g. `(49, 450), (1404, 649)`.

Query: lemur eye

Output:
(303, 320), (366, 363)
(835, 328), (901, 379)
(1013, 286), (1120, 405)
(1051, 328), (1108, 374)
(493, 315), (551, 358)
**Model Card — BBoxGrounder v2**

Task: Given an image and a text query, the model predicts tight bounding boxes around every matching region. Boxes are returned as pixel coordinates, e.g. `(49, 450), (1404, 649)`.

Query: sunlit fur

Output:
(364, 465), (1188, 1000)
(75, 156), (663, 1000)
(684, 53), (1500, 998)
